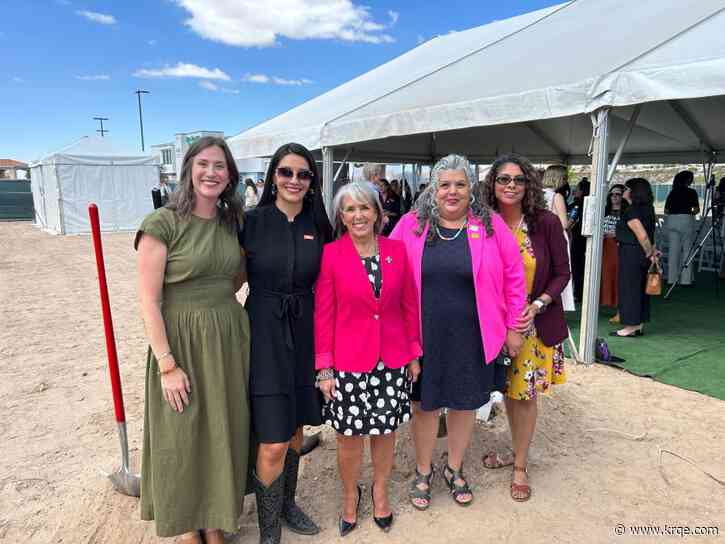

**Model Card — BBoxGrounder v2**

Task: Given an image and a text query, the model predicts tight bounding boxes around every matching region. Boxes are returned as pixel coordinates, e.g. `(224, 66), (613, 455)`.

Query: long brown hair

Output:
(167, 136), (242, 233)
(476, 153), (546, 234)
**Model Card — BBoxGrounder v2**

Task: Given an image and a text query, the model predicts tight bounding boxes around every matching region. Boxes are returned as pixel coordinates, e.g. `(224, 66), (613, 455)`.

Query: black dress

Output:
(413, 227), (505, 411)
(241, 203), (324, 443)
(616, 204), (655, 326)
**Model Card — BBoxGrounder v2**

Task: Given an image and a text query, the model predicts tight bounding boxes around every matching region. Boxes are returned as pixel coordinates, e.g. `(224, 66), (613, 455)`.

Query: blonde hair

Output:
(541, 164), (567, 190)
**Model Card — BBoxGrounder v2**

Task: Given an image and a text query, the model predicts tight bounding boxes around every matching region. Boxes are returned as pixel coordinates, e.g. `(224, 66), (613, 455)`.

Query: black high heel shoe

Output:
(339, 484), (362, 537)
(371, 483), (394, 532)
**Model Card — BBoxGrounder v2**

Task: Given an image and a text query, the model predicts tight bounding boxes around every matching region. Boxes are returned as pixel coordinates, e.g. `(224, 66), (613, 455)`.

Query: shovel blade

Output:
(109, 469), (141, 497)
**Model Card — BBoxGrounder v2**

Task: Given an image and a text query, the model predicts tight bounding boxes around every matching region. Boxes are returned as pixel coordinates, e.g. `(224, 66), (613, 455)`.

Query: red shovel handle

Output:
(89, 203), (126, 423)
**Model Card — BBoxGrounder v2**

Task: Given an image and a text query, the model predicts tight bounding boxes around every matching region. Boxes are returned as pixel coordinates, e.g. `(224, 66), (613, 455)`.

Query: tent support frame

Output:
(322, 147), (334, 219)
(607, 105), (641, 182)
(579, 107), (610, 364)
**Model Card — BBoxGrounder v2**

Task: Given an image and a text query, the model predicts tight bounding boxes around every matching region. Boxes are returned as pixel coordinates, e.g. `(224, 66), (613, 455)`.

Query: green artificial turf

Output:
(566, 273), (725, 401)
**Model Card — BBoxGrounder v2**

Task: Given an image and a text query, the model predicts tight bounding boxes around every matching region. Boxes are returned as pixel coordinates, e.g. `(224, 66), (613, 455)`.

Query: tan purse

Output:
(645, 261), (662, 295)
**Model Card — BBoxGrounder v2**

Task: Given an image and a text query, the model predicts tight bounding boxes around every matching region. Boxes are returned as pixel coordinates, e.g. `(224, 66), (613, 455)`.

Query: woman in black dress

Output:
(612, 177), (658, 338)
(241, 143), (333, 544)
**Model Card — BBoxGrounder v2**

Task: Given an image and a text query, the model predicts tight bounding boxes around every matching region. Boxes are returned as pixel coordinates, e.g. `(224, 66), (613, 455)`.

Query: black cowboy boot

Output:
(254, 470), (285, 544)
(281, 448), (320, 535)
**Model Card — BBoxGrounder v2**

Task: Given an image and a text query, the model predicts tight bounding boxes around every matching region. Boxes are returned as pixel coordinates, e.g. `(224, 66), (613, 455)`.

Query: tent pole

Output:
(579, 107), (610, 364)
(607, 105), (641, 182)
(322, 147), (334, 219)
(333, 149), (352, 182)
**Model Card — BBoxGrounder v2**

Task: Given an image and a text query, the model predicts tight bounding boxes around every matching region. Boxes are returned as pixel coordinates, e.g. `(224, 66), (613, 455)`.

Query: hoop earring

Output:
(271, 184), (277, 195)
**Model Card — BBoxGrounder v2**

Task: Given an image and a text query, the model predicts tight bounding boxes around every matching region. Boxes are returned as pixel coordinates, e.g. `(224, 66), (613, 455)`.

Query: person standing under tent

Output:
(478, 153), (570, 502)
(391, 154), (528, 510)
(541, 165), (575, 312)
(315, 181), (421, 536)
(244, 177), (259, 209)
(136, 136), (250, 543)
(601, 184), (627, 322)
(240, 142), (333, 544)
(569, 178), (590, 302)
(664, 170), (699, 286)
(612, 177), (658, 337)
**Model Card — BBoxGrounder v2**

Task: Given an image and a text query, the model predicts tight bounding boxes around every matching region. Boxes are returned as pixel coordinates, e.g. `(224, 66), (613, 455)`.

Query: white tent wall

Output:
(57, 163), (158, 234)
(29, 137), (160, 235)
(29, 164), (47, 228)
(42, 164), (61, 234)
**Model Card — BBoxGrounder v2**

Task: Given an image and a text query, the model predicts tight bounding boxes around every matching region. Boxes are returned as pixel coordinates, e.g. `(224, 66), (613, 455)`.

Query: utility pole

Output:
(135, 89), (150, 151)
(94, 116), (109, 136)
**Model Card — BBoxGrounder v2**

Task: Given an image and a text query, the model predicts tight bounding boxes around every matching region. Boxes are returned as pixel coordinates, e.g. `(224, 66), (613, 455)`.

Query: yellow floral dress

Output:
(506, 226), (566, 401)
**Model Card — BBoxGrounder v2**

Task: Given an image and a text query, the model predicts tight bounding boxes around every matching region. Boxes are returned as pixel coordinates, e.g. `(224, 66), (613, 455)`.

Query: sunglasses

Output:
(495, 175), (527, 186)
(276, 166), (314, 181)
(611, 192), (622, 197)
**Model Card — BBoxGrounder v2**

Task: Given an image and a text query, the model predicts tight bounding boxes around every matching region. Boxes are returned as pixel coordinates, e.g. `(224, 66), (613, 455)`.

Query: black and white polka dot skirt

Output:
(323, 361), (412, 436)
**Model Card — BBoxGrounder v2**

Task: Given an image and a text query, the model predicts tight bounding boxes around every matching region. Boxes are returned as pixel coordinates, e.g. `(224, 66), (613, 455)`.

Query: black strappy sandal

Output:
(408, 465), (435, 511)
(442, 464), (473, 507)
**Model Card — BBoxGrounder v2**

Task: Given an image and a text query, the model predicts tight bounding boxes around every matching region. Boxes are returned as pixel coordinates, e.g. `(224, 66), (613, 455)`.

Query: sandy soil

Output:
(1, 221), (724, 544)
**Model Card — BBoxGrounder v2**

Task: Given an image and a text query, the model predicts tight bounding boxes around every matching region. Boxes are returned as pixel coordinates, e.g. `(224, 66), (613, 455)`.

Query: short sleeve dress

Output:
(241, 203), (326, 443)
(136, 208), (251, 537)
(506, 225), (566, 401)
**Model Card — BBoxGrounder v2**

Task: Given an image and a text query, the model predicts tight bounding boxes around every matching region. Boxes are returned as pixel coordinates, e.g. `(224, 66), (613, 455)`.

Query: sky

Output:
(2, 0), (561, 163)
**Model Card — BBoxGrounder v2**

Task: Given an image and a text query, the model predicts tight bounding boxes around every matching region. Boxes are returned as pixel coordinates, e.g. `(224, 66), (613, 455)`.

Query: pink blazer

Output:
(389, 211), (526, 365)
(314, 233), (422, 373)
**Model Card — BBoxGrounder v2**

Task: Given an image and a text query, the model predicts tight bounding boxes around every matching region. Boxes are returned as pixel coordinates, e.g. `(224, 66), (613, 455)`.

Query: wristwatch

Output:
(532, 299), (547, 312)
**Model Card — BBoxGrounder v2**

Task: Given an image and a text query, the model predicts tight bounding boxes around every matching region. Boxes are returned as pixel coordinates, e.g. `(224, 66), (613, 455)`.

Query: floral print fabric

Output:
(505, 225), (567, 401)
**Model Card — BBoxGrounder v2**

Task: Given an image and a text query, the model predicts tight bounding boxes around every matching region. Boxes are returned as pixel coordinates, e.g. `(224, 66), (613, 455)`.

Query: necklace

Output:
(506, 215), (524, 232)
(435, 220), (468, 241)
(354, 235), (378, 258)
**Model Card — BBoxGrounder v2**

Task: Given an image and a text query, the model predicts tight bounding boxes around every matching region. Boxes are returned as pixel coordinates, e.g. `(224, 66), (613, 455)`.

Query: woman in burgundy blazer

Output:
(314, 181), (421, 536)
(476, 153), (570, 503)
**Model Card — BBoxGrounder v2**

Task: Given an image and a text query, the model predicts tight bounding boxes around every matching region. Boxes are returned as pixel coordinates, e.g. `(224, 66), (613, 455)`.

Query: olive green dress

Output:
(136, 208), (250, 537)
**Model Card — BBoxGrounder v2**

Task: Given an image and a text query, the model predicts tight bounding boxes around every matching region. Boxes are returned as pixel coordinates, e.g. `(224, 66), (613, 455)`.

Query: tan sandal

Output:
(482, 450), (514, 469)
(510, 465), (531, 502)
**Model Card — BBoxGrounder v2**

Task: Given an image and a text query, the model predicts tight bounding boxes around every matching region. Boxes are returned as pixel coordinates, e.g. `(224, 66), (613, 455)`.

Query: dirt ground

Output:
(1, 221), (724, 544)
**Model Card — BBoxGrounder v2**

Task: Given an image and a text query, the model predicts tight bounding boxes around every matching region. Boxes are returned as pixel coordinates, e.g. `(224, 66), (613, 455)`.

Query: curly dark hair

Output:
(476, 153), (547, 233)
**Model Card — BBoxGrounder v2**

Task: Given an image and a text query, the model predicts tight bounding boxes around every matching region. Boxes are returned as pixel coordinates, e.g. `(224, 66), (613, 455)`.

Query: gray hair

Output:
(413, 154), (493, 239)
(362, 163), (385, 181)
(332, 181), (384, 238)
(541, 164), (567, 190)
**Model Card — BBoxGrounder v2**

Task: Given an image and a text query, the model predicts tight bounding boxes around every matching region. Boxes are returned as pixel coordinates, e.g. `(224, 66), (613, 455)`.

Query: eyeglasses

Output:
(495, 175), (527, 186)
(276, 167), (314, 181)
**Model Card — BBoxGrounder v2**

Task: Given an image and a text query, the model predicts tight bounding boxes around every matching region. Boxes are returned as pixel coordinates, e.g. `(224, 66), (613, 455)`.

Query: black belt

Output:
(260, 289), (313, 350)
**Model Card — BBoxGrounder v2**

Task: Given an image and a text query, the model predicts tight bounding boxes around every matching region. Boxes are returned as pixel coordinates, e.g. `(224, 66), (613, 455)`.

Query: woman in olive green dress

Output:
(136, 136), (250, 543)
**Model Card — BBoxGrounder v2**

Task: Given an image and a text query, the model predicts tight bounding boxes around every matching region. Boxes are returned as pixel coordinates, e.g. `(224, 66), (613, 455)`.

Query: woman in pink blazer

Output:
(315, 182), (422, 537)
(390, 154), (528, 510)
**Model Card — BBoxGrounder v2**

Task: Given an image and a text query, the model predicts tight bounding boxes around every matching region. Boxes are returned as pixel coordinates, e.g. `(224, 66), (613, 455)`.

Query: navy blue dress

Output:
(413, 226), (505, 411)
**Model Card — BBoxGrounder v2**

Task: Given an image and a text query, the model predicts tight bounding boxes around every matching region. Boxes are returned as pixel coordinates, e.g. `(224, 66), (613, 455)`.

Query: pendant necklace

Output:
(436, 220), (468, 241)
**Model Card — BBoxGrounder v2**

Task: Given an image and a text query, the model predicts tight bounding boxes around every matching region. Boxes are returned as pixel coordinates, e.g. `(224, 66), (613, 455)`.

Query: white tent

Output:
(227, 0), (725, 362)
(30, 136), (160, 234)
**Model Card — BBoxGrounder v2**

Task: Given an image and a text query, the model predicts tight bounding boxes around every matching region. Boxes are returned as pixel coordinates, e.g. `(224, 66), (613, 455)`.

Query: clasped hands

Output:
(318, 359), (421, 402)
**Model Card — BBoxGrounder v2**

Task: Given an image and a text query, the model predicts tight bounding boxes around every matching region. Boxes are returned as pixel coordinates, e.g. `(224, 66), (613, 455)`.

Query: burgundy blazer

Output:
(528, 210), (570, 346)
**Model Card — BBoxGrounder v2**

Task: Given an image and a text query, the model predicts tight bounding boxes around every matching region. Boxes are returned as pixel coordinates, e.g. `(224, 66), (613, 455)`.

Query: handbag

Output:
(645, 260), (662, 295)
